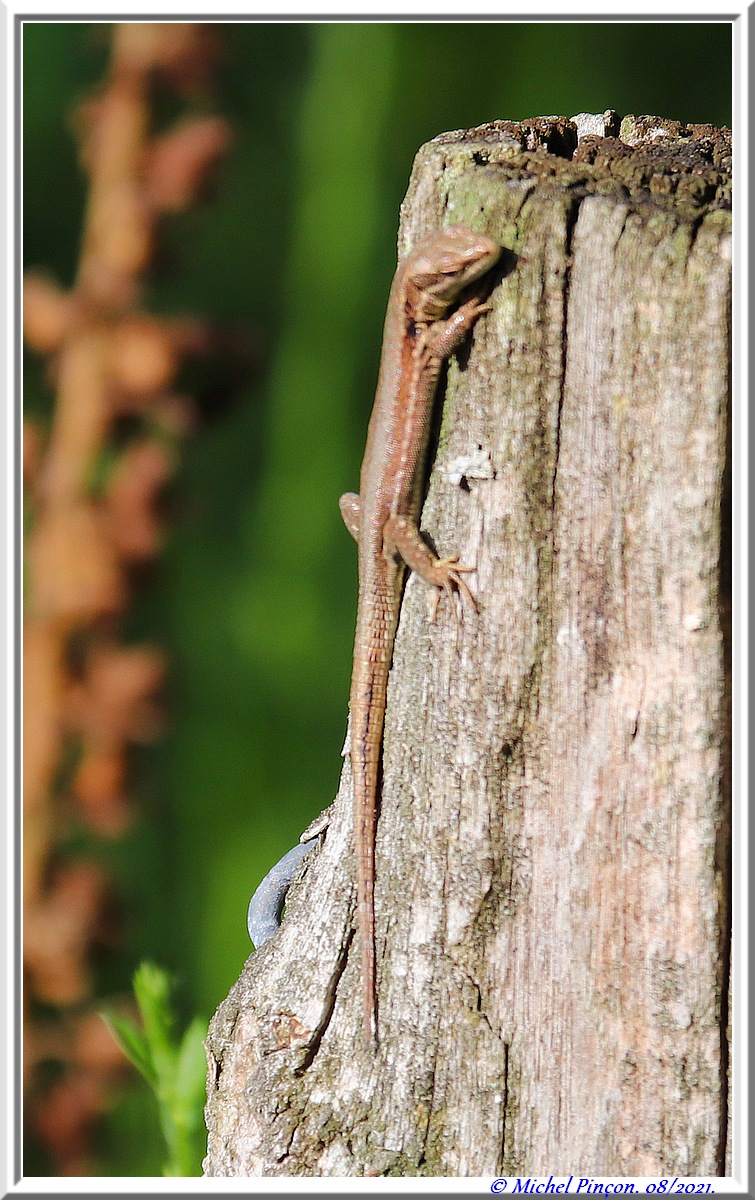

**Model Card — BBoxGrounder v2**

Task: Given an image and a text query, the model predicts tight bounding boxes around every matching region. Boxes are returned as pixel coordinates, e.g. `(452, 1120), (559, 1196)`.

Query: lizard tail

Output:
(350, 624), (394, 1050)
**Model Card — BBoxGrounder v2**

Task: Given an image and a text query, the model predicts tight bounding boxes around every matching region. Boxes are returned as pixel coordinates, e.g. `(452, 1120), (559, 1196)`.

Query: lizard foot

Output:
(428, 557), (477, 623)
(461, 298), (494, 321)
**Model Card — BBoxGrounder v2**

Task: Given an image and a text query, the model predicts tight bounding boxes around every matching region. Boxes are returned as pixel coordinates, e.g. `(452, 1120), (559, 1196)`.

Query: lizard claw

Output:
(458, 297), (494, 323)
(472, 300), (494, 318)
(428, 586), (441, 624)
(429, 556), (477, 623)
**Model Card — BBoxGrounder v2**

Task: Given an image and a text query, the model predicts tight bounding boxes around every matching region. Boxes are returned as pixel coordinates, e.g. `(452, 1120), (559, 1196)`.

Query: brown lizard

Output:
(339, 224), (501, 1045)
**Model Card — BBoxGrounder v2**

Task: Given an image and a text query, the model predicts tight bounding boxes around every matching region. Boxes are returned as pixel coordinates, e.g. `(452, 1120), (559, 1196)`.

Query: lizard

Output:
(339, 224), (501, 1046)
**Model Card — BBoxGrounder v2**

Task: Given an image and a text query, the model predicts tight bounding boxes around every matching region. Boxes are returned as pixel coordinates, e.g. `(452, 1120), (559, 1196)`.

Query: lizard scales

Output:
(339, 224), (500, 1046)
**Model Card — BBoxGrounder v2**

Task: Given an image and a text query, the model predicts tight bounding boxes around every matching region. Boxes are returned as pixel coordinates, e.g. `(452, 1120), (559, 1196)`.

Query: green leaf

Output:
(101, 1010), (157, 1088)
(132, 961), (176, 1086)
(103, 962), (208, 1175)
(173, 1017), (208, 1133)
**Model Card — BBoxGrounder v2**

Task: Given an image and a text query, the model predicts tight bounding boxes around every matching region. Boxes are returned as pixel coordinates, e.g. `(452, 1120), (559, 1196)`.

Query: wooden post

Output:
(204, 114), (731, 1178)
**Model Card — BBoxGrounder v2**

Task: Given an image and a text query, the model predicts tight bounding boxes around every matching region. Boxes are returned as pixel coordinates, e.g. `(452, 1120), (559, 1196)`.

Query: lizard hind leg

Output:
(383, 513), (477, 621)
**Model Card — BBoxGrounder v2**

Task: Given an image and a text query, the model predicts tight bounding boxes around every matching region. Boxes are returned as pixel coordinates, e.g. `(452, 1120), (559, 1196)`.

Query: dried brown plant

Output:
(23, 22), (233, 1174)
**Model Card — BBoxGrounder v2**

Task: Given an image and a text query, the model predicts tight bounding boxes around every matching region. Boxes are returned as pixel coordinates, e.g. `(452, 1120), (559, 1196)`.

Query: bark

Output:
(204, 113), (731, 1178)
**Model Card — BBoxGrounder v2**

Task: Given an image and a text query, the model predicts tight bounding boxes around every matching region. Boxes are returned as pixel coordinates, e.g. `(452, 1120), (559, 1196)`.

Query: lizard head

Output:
(407, 225), (501, 319)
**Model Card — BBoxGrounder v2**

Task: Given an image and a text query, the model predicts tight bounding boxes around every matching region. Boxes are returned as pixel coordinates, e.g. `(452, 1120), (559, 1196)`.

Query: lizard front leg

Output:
(428, 291), (494, 358)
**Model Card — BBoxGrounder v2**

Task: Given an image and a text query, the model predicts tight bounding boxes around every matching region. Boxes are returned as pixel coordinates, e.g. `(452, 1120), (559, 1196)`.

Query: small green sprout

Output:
(103, 962), (207, 1177)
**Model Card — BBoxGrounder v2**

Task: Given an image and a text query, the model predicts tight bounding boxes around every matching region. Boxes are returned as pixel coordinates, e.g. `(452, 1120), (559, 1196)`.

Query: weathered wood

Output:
(204, 114), (731, 1178)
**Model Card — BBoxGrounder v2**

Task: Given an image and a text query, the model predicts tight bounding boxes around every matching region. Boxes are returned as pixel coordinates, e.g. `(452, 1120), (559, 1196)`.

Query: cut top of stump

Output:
(400, 111), (731, 252)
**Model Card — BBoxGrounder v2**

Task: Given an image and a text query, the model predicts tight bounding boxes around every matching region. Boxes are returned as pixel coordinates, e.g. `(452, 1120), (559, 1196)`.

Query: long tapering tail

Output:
(349, 596), (398, 1048)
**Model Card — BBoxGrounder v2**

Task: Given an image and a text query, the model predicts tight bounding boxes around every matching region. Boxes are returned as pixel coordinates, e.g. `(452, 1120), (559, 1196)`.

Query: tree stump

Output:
(204, 113), (731, 1178)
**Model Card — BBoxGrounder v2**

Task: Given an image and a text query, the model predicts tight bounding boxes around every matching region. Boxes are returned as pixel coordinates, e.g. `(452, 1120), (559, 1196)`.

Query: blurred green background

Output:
(23, 19), (732, 1175)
